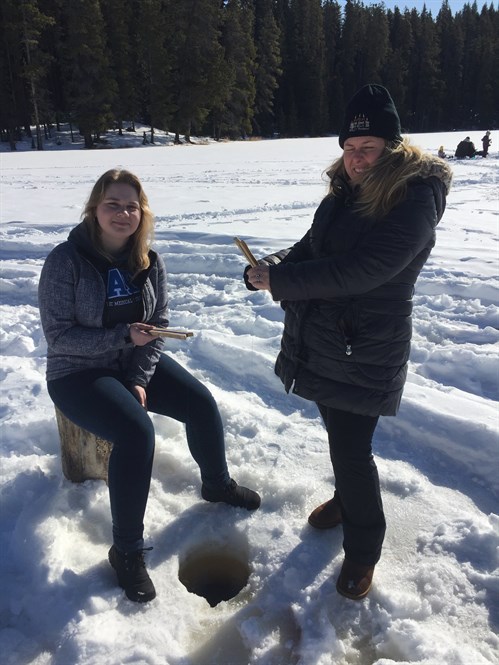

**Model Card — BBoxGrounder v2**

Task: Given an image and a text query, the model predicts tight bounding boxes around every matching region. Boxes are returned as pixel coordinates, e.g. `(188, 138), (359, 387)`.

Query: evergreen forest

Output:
(1, 0), (497, 150)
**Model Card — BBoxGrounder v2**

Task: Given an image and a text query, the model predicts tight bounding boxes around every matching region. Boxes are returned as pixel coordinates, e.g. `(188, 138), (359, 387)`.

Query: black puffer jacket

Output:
(259, 157), (452, 417)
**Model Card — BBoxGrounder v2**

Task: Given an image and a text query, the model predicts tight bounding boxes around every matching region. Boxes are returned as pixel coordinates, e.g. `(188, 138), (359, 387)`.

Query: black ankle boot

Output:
(108, 545), (156, 603)
(201, 479), (261, 510)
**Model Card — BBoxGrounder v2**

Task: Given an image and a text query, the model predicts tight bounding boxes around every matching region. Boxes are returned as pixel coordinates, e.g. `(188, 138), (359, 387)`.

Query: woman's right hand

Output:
(247, 265), (271, 291)
(129, 323), (157, 346)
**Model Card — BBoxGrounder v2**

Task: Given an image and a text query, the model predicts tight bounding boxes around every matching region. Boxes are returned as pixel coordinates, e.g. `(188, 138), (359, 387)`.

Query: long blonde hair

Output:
(82, 169), (154, 276)
(326, 137), (437, 219)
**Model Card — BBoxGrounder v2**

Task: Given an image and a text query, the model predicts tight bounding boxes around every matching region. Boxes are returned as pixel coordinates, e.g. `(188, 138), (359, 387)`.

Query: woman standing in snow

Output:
(38, 169), (260, 603)
(243, 84), (452, 600)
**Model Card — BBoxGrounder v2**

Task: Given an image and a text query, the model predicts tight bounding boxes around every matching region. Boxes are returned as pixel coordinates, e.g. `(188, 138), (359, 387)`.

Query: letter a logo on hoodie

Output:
(107, 268), (140, 299)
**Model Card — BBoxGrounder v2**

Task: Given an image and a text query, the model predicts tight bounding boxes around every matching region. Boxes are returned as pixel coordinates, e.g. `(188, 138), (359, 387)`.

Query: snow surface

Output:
(1, 128), (498, 665)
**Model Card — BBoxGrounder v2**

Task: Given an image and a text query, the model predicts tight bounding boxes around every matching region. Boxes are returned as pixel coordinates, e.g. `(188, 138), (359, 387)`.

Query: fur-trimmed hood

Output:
(417, 153), (453, 195)
(327, 140), (453, 221)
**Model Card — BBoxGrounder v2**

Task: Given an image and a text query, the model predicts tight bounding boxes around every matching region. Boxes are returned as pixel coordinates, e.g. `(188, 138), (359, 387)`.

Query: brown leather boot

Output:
(308, 496), (342, 529)
(336, 559), (374, 600)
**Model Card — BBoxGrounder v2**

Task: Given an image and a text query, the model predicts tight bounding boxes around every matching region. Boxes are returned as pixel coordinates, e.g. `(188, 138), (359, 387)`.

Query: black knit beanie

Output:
(339, 84), (402, 148)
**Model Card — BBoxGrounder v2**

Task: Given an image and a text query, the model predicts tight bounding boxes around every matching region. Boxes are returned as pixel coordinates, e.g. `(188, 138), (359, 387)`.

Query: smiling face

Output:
(95, 182), (142, 253)
(343, 136), (386, 184)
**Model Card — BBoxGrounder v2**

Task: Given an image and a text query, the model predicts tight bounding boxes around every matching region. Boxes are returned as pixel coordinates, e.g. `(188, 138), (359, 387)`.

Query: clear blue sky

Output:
(338, 0), (494, 14)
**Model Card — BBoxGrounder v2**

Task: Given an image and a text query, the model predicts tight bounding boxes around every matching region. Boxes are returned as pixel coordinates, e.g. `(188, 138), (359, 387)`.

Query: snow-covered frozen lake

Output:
(1, 130), (498, 664)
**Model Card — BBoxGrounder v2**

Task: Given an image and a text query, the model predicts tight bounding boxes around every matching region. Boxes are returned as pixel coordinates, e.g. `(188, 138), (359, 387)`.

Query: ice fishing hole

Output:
(179, 546), (250, 607)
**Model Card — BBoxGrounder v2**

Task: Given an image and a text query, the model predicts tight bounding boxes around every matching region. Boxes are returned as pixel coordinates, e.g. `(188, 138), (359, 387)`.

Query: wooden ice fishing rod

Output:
(149, 328), (194, 340)
(234, 237), (258, 267)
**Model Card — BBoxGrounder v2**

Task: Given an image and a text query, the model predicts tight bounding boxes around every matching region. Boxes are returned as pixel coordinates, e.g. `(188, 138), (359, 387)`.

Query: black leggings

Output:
(317, 404), (385, 566)
(48, 354), (230, 553)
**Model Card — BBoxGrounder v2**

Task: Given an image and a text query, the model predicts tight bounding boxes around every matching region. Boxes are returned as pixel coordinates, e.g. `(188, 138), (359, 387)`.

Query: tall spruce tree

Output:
(474, 4), (497, 128)
(323, 0), (343, 133)
(37, 0), (68, 132)
(61, 0), (117, 147)
(407, 7), (443, 131)
(0, 0), (54, 149)
(133, 0), (172, 142)
(100, 0), (140, 135)
(272, 0), (296, 135)
(19, 0), (55, 149)
(361, 4), (389, 83)
(382, 7), (413, 128)
(168, 0), (225, 142)
(339, 0), (368, 101)
(0, 0), (30, 148)
(253, 0), (282, 136)
(489, 4), (499, 130)
(436, 0), (463, 129)
(213, 0), (256, 139)
(455, 2), (482, 127)
(288, 0), (327, 135)
(205, 18), (234, 140)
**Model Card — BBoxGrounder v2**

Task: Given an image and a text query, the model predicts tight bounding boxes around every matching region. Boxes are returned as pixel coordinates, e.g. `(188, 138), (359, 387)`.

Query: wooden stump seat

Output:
(55, 407), (113, 483)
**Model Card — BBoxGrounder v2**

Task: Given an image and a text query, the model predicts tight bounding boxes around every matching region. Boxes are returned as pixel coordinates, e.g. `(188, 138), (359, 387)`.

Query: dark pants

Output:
(317, 404), (385, 566)
(48, 354), (230, 553)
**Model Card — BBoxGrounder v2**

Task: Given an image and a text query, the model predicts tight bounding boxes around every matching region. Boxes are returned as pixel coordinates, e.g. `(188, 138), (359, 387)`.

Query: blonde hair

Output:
(326, 137), (430, 219)
(82, 169), (154, 275)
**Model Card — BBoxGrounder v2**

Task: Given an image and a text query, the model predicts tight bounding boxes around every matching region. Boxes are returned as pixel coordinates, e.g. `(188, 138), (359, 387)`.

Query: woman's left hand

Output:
(130, 384), (147, 409)
(247, 265), (271, 291)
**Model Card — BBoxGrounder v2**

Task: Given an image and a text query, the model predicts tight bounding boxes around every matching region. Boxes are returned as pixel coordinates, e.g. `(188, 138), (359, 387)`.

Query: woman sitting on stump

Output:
(38, 169), (260, 603)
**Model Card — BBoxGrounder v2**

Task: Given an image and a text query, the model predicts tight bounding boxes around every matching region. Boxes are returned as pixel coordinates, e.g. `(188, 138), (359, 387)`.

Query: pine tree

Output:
(272, 0), (295, 136)
(361, 4), (389, 83)
(339, 0), (368, 101)
(215, 0), (256, 139)
(133, 0), (172, 142)
(19, 0), (55, 149)
(455, 1), (482, 127)
(407, 6), (443, 131)
(382, 7), (413, 128)
(436, 0), (463, 129)
(0, 0), (54, 149)
(287, 0), (327, 135)
(253, 0), (282, 136)
(323, 0), (343, 133)
(61, 0), (117, 148)
(101, 0), (140, 135)
(474, 4), (497, 128)
(0, 0), (28, 149)
(37, 0), (67, 133)
(168, 0), (225, 142)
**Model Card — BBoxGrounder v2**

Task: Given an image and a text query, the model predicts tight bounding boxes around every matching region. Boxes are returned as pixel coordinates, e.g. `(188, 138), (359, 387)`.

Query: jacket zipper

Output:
(338, 300), (358, 356)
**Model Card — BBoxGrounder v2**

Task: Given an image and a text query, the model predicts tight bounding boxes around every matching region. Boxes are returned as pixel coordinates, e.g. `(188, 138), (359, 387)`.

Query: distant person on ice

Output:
(38, 169), (260, 604)
(455, 136), (477, 159)
(480, 130), (491, 157)
(242, 84), (452, 600)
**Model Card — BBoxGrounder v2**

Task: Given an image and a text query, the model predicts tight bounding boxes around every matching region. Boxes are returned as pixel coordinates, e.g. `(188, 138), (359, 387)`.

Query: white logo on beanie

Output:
(349, 114), (370, 133)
